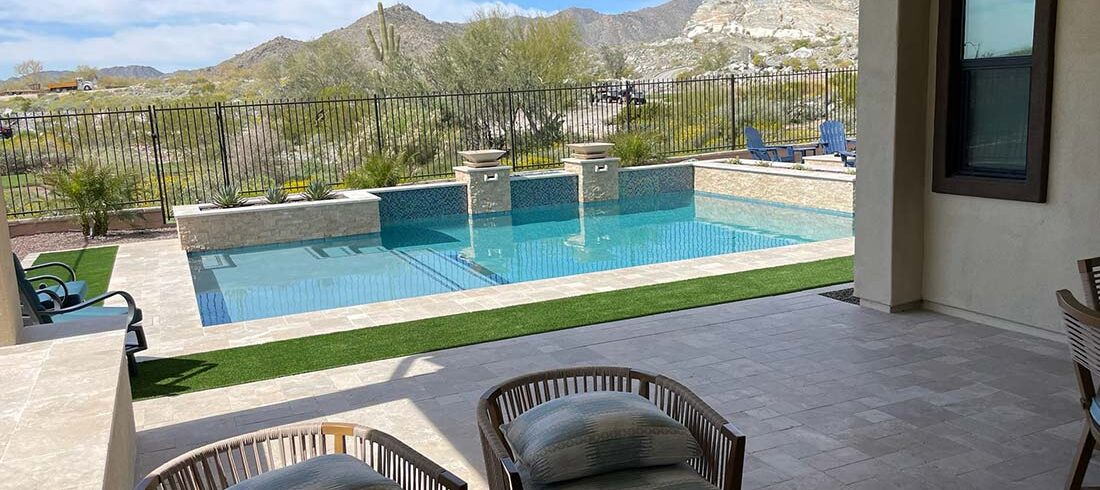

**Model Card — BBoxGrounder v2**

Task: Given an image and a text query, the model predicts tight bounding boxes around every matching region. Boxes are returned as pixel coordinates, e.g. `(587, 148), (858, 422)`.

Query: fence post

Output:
(824, 69), (831, 122)
(372, 95), (384, 154)
(148, 105), (171, 224)
(507, 89), (518, 167)
(729, 75), (738, 151)
(214, 102), (231, 187)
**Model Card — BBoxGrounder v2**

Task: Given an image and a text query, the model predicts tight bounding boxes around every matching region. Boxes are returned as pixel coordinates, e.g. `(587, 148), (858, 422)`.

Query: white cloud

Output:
(0, 0), (551, 75)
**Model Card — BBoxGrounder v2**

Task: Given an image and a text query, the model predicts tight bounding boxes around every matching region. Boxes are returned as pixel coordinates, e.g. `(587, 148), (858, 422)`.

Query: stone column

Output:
(454, 165), (512, 214)
(853, 0), (931, 312)
(563, 157), (620, 202)
(0, 192), (23, 346)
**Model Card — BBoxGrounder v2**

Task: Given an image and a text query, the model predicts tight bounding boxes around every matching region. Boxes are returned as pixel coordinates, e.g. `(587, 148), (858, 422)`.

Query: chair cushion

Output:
(531, 464), (719, 490)
(226, 454), (400, 490)
(501, 391), (702, 485)
(38, 280), (87, 309)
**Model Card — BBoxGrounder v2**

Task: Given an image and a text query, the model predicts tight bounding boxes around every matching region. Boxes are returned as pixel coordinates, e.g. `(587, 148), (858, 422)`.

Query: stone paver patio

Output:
(134, 285), (1098, 489)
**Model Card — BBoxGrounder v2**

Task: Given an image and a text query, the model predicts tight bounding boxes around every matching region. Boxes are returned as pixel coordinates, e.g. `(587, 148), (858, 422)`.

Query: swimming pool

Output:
(189, 191), (852, 326)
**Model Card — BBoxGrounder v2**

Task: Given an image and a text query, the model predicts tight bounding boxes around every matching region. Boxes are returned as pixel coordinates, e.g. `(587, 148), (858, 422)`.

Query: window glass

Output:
(960, 67), (1031, 176)
(963, 0), (1036, 59)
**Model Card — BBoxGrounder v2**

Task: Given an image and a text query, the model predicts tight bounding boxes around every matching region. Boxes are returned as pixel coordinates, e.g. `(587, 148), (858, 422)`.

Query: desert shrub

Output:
(43, 160), (138, 236)
(610, 132), (663, 167)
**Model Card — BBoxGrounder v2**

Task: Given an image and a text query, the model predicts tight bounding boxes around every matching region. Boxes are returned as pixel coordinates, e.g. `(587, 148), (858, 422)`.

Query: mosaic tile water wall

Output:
(375, 184), (468, 223)
(510, 174), (579, 209)
(619, 165), (695, 198)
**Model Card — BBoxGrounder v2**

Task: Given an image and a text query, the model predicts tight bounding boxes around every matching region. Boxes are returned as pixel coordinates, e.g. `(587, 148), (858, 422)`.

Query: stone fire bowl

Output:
(566, 142), (615, 159)
(458, 149), (507, 168)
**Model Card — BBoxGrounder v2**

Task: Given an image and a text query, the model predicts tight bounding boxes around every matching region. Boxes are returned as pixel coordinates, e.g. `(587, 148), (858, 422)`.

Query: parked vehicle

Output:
(46, 78), (95, 92)
(591, 80), (646, 106)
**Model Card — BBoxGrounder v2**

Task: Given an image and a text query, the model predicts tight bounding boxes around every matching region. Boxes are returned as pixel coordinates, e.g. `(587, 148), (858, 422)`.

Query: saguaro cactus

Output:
(366, 2), (401, 63)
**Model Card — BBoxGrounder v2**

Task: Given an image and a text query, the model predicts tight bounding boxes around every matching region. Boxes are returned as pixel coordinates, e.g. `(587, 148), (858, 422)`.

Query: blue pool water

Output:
(189, 192), (852, 326)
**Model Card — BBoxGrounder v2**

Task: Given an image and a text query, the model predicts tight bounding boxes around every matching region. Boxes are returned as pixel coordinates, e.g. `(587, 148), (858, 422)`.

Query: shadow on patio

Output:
(133, 286), (1096, 489)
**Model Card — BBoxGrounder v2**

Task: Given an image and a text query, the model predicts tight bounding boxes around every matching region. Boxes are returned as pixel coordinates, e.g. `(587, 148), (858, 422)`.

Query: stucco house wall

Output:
(856, 0), (1100, 336)
(920, 1), (1100, 334)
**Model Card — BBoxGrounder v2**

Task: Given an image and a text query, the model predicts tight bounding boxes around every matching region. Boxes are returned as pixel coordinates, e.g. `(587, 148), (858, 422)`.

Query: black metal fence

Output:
(0, 69), (857, 221)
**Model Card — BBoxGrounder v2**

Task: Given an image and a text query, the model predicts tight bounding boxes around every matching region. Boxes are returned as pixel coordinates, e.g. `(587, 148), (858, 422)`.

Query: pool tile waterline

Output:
(188, 192), (853, 326)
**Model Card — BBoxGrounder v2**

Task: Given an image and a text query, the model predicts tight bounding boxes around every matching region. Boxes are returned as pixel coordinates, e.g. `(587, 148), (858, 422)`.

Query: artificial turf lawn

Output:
(131, 255), (854, 400)
(32, 246), (119, 298)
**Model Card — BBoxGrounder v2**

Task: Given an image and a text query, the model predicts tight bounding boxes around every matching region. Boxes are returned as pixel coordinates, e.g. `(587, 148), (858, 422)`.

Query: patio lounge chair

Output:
(1056, 289), (1100, 490)
(477, 366), (746, 490)
(135, 422), (469, 490)
(744, 126), (815, 163)
(15, 260), (147, 374)
(12, 253), (87, 308)
(819, 120), (856, 167)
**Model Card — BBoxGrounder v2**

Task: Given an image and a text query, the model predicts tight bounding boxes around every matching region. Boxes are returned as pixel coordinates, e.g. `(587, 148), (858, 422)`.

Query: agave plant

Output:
(302, 181), (335, 201)
(264, 186), (289, 204)
(211, 185), (247, 208)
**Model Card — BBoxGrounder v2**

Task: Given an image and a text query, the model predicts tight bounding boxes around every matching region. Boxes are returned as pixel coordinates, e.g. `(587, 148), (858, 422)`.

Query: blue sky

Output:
(0, 0), (660, 77)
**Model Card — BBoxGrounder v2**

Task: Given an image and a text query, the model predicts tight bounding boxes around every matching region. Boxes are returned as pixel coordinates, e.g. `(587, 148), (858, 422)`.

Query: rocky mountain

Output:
(3, 65), (164, 85)
(208, 0), (859, 78)
(552, 0), (704, 46)
(215, 36), (306, 72)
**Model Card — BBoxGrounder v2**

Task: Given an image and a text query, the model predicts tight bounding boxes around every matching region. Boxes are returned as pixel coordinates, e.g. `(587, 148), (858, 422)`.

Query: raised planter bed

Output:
(175, 189), (381, 252)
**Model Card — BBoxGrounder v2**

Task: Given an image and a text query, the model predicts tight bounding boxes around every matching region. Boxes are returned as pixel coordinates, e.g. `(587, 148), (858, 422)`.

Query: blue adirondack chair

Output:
(745, 126), (816, 163)
(819, 120), (857, 167)
(14, 256), (148, 373)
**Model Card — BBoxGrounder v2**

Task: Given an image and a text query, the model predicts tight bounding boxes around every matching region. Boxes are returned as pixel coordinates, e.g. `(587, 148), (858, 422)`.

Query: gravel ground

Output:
(11, 228), (177, 259)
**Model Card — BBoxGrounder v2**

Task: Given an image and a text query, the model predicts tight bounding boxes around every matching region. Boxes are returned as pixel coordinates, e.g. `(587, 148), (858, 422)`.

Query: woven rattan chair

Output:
(477, 366), (746, 490)
(135, 422), (467, 490)
(1057, 290), (1100, 490)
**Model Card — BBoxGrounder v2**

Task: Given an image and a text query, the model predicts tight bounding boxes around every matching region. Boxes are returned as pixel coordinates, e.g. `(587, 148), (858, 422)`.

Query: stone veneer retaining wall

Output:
(619, 163), (695, 198)
(175, 189), (381, 251)
(694, 161), (855, 213)
(511, 172), (578, 209)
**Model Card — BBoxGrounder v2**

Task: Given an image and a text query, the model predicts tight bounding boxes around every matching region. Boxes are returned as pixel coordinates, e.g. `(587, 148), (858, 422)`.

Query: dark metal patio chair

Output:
(1056, 289), (1100, 490)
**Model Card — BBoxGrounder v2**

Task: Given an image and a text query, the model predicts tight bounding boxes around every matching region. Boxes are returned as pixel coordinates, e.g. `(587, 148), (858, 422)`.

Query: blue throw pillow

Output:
(226, 453), (401, 490)
(501, 391), (703, 484)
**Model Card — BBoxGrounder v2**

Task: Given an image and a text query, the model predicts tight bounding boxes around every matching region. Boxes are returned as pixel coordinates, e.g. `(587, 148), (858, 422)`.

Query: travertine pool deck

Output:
(109, 236), (854, 359)
(134, 286), (1098, 489)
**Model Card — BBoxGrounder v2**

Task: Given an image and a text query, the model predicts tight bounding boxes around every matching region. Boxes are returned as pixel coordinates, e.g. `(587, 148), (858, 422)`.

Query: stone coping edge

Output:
(693, 159), (856, 183)
(175, 189), (380, 217)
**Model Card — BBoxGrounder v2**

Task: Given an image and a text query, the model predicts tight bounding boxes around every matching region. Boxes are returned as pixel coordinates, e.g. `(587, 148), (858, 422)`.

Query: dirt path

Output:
(11, 228), (177, 258)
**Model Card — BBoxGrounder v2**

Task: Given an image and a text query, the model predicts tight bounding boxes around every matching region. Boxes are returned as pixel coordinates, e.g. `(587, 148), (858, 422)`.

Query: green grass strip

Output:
(32, 246), (118, 297)
(132, 256), (853, 400)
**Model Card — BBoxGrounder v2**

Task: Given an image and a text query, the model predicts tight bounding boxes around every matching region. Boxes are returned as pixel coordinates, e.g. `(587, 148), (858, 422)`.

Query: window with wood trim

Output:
(933, 0), (1057, 202)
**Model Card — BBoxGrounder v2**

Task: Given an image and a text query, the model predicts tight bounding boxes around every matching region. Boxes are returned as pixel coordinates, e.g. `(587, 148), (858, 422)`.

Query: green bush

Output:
(345, 150), (417, 189)
(43, 161), (137, 237)
(610, 132), (662, 167)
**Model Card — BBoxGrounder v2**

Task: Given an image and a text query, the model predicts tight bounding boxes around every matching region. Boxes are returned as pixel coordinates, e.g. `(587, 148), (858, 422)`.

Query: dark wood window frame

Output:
(933, 0), (1057, 203)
